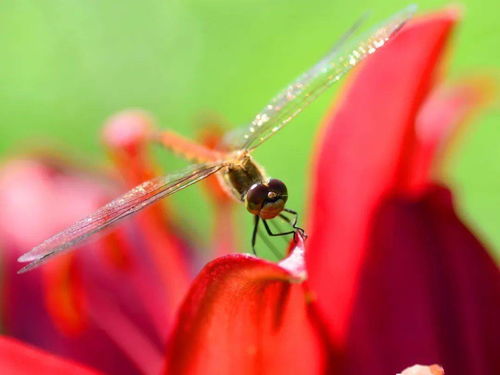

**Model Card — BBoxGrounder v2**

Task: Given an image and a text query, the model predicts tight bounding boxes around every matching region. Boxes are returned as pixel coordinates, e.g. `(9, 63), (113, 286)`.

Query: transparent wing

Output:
(223, 5), (416, 152)
(17, 161), (225, 273)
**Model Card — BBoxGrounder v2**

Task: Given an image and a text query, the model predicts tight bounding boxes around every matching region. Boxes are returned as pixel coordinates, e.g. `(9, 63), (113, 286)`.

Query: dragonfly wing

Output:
(17, 161), (225, 273)
(223, 5), (416, 152)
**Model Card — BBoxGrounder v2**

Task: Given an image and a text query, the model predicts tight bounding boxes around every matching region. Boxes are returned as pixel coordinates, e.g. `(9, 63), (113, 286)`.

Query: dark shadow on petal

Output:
(343, 185), (500, 375)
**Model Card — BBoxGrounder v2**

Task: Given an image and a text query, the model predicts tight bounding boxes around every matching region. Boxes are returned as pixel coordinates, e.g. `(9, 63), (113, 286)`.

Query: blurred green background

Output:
(0, 0), (499, 257)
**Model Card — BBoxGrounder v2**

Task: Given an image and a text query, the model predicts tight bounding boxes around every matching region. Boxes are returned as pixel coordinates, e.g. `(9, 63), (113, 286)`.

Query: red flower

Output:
(0, 8), (498, 375)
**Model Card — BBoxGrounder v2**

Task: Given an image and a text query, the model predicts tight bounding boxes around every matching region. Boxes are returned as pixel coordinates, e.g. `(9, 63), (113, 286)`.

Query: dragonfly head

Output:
(245, 179), (288, 219)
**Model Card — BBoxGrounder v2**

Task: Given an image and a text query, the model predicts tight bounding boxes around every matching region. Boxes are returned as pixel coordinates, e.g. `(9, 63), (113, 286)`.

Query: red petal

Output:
(164, 236), (327, 375)
(0, 336), (103, 375)
(306, 11), (458, 344)
(407, 78), (493, 192)
(343, 186), (500, 374)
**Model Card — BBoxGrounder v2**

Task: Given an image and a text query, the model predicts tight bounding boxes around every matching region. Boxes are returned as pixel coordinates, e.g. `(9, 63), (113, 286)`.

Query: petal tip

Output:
(102, 110), (155, 150)
(398, 364), (445, 375)
(278, 232), (308, 281)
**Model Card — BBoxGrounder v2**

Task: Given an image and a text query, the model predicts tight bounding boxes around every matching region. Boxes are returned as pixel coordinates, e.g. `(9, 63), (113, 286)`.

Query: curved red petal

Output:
(407, 78), (493, 192)
(164, 237), (327, 375)
(306, 10), (458, 344)
(343, 185), (500, 375)
(0, 336), (103, 375)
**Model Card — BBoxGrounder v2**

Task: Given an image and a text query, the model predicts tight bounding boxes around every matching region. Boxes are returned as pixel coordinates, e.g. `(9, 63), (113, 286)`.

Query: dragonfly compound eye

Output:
(245, 179), (288, 219)
(259, 179), (287, 219)
(267, 179), (288, 201)
(245, 183), (269, 215)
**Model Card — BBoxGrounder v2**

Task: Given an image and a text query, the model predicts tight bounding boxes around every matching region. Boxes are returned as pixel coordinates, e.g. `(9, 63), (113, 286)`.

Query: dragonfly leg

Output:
(252, 216), (283, 259)
(251, 215), (260, 255)
(279, 213), (296, 228)
(270, 220), (291, 245)
(282, 208), (298, 226)
(281, 208), (306, 237)
(257, 228), (282, 260)
(262, 219), (295, 237)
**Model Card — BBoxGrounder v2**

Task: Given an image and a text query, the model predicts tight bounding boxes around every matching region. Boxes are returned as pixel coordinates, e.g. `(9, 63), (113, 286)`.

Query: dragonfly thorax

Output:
(217, 154), (265, 201)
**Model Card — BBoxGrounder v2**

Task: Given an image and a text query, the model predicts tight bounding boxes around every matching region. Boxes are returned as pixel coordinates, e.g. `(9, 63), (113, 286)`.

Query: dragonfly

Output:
(17, 5), (416, 273)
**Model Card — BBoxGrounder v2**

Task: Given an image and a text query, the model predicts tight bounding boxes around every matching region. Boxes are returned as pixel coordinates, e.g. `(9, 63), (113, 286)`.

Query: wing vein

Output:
(17, 162), (224, 273)
(222, 5), (416, 151)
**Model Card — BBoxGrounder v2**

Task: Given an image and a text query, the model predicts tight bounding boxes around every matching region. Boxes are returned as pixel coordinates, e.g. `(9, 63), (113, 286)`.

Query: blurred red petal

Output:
(0, 158), (166, 375)
(0, 336), (103, 375)
(343, 185), (500, 375)
(102, 110), (153, 156)
(165, 236), (327, 375)
(0, 159), (110, 253)
(407, 78), (493, 192)
(0, 158), (108, 337)
(42, 255), (87, 335)
(306, 10), (458, 344)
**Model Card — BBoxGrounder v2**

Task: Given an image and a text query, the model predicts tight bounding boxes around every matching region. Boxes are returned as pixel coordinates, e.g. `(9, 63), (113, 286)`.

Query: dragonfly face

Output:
(17, 5), (416, 273)
(216, 152), (288, 219)
(217, 153), (266, 202)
